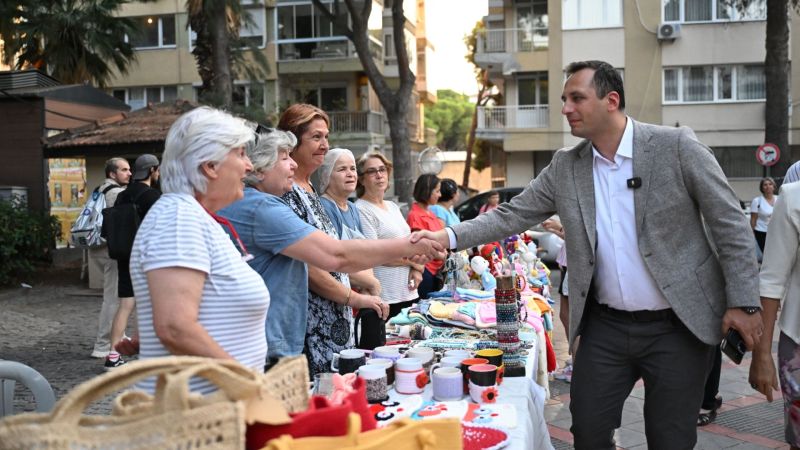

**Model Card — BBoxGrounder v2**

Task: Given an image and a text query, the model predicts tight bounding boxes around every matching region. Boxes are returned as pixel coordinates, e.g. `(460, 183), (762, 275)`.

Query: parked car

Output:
(454, 187), (562, 264)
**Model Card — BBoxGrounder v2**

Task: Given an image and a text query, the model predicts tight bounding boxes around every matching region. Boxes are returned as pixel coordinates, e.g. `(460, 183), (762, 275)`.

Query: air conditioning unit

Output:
(657, 23), (681, 41)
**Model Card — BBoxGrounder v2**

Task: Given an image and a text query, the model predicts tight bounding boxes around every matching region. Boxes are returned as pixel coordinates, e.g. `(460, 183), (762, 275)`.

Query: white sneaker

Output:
(91, 349), (110, 359)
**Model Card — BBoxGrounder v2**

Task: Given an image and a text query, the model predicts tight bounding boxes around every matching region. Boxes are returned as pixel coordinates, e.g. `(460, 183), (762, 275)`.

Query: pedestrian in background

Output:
(407, 173), (444, 300)
(751, 176), (778, 253)
(479, 190), (500, 214)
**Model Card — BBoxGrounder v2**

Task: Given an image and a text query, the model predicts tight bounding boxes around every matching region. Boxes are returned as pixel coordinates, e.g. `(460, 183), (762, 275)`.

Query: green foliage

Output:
(1, 0), (143, 88)
(424, 90), (474, 151)
(0, 197), (61, 285)
(471, 139), (491, 171)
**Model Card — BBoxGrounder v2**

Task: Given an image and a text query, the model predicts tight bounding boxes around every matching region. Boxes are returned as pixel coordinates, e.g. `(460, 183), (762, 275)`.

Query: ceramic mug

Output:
(444, 349), (472, 360)
(430, 356), (464, 373)
(331, 348), (366, 374)
(432, 367), (463, 402)
(366, 358), (395, 385)
(372, 346), (403, 363)
(460, 358), (489, 394)
(475, 349), (504, 384)
(356, 364), (389, 403)
(468, 363), (498, 387)
(395, 357), (427, 394)
(475, 349), (503, 367)
(468, 379), (499, 404)
(406, 347), (435, 364)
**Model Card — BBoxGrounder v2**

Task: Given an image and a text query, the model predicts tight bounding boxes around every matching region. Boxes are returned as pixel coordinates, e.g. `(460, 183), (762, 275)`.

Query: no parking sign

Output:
(756, 143), (780, 167)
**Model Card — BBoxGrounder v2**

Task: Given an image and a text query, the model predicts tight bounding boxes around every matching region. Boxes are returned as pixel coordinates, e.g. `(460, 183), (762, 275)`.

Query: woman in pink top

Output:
(406, 173), (444, 299)
(479, 190), (500, 214)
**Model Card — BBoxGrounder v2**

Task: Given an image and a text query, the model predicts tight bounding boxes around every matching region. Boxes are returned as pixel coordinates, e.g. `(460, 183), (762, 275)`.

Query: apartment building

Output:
(473, 0), (800, 202)
(107, 0), (431, 161)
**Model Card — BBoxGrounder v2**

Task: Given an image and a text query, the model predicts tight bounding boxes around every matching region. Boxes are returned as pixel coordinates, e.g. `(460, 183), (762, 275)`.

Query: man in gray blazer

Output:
(414, 60), (764, 449)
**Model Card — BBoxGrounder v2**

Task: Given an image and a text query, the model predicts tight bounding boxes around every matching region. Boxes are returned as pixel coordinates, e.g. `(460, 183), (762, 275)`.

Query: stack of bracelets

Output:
(495, 275), (524, 370)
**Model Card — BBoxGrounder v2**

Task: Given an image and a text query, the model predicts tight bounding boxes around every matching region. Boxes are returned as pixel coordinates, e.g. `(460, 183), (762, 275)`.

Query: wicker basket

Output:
(263, 355), (310, 414)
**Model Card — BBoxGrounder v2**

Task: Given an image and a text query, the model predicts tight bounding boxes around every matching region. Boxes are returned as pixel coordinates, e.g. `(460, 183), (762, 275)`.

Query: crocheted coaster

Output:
(461, 423), (510, 450)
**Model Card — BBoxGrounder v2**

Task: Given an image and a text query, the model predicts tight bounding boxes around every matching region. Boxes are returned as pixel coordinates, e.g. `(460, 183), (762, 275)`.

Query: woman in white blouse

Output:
(750, 181), (800, 449)
(356, 151), (424, 319)
(751, 177), (778, 253)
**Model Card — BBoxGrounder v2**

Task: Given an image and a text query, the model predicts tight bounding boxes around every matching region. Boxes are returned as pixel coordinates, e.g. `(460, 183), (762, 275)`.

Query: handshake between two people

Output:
(405, 229), (450, 265)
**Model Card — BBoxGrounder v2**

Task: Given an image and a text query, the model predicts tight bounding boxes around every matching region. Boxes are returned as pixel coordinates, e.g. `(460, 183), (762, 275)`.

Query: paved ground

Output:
(0, 263), (791, 448)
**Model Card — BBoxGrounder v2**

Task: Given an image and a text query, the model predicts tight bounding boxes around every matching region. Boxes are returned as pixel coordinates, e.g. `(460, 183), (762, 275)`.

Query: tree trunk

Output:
(387, 104), (414, 203)
(764, 0), (790, 174)
(208, 1), (233, 108)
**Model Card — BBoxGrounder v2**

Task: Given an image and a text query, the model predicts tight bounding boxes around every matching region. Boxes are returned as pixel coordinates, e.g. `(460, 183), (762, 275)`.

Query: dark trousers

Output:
(754, 229), (767, 253)
(388, 299), (416, 320)
(417, 268), (441, 300)
(701, 346), (722, 410)
(569, 304), (715, 450)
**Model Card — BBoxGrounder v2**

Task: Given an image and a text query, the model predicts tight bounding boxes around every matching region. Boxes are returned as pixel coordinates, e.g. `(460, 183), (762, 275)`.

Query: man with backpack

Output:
(103, 154), (161, 369)
(89, 157), (131, 359)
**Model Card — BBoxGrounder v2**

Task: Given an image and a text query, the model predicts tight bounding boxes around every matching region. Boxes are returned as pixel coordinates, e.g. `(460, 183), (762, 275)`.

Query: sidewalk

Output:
(546, 271), (789, 450)
(0, 266), (789, 448)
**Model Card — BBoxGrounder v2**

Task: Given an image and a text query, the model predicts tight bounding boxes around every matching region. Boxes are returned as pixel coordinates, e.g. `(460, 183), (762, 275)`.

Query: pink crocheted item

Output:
(329, 373), (357, 405)
(462, 423), (510, 450)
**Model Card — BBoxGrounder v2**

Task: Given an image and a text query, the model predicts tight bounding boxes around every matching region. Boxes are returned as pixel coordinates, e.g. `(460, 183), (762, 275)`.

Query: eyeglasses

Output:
(362, 166), (388, 177)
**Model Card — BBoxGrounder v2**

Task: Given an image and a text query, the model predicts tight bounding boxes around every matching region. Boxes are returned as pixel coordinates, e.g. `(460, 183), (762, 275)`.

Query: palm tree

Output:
(186, 0), (269, 110)
(1, 0), (140, 88)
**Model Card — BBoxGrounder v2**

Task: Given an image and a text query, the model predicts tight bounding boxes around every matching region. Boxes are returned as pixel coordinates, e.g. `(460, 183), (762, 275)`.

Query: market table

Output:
(385, 374), (553, 450)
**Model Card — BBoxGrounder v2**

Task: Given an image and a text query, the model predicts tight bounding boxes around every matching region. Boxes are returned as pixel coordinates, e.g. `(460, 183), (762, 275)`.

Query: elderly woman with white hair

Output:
(319, 148), (363, 240)
(130, 106), (267, 392)
(219, 130), (443, 370)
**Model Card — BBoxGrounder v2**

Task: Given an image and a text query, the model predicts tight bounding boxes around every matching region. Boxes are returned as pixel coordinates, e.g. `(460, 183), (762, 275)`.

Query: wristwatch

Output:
(739, 306), (760, 314)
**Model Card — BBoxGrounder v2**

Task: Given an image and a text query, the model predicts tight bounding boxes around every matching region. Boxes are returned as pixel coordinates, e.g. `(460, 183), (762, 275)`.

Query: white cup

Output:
(372, 346), (403, 362)
(366, 358), (395, 385)
(357, 364), (388, 403)
(430, 356), (464, 373)
(432, 367), (463, 401)
(444, 349), (472, 360)
(395, 358), (425, 395)
(406, 347), (435, 364)
(356, 364), (387, 380)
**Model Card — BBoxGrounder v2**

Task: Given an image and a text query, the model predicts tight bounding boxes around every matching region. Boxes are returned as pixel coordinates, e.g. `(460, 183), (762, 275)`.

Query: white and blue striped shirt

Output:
(131, 193), (269, 392)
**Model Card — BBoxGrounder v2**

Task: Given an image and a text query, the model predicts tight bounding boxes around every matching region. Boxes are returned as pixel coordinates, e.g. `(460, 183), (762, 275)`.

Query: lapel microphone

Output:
(627, 177), (642, 189)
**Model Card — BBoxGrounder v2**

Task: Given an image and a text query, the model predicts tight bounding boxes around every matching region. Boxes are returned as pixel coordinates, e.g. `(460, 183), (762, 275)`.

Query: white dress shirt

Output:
(592, 118), (671, 311)
(759, 182), (800, 345)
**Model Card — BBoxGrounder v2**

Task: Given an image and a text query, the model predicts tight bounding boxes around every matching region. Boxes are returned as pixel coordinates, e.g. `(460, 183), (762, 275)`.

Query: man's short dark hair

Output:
(413, 173), (441, 204)
(566, 60), (625, 110)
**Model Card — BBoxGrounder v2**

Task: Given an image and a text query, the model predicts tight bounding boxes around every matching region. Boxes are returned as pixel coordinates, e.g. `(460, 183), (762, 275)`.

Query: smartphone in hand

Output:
(721, 328), (747, 364)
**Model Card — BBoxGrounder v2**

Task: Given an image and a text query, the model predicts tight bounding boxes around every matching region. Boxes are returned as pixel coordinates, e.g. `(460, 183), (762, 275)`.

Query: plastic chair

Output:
(0, 360), (56, 416)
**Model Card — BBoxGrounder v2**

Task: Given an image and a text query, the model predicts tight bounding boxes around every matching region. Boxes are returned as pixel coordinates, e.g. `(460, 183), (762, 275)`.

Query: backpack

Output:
(70, 185), (115, 248)
(101, 189), (147, 261)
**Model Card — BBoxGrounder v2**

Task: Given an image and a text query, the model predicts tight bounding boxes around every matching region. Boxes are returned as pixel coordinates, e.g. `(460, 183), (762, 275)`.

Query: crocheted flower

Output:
(416, 372), (429, 388)
(481, 386), (499, 403)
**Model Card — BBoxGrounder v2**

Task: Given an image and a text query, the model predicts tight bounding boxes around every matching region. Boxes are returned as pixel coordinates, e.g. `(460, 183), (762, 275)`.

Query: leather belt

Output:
(590, 300), (676, 323)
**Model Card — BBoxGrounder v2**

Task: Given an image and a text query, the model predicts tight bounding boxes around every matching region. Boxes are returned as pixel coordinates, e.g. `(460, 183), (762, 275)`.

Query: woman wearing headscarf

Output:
(219, 131), (441, 368)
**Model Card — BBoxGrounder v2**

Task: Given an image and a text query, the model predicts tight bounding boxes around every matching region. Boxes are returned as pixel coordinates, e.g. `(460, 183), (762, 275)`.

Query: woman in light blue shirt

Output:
(429, 178), (461, 227)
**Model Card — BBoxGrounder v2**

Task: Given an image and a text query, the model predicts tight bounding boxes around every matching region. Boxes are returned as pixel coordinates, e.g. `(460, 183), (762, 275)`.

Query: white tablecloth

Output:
(386, 375), (553, 450)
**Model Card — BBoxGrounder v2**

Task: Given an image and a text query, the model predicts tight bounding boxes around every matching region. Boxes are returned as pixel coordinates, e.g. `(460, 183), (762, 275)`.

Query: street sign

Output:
(756, 143), (780, 167)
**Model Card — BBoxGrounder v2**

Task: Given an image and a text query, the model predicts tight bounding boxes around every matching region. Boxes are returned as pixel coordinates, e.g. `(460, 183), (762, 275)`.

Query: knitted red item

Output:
(544, 332), (557, 373)
(462, 423), (509, 450)
(246, 377), (376, 450)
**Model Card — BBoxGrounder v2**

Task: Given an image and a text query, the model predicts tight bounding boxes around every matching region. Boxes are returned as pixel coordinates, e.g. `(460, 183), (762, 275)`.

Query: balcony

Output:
(477, 105), (549, 133)
(328, 111), (385, 135)
(477, 27), (548, 54)
(276, 36), (383, 62)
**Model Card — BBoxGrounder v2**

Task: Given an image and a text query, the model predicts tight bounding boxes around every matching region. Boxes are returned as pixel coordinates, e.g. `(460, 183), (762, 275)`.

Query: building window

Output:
(240, 6), (266, 47)
(292, 86), (347, 111)
(127, 15), (176, 49)
(518, 72), (548, 105)
(562, 0), (621, 29)
(663, 65), (765, 103)
(516, 0), (548, 50)
(663, 0), (766, 22)
(233, 83), (266, 108)
(277, 1), (343, 40)
(112, 86), (178, 110)
(713, 146), (762, 178)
